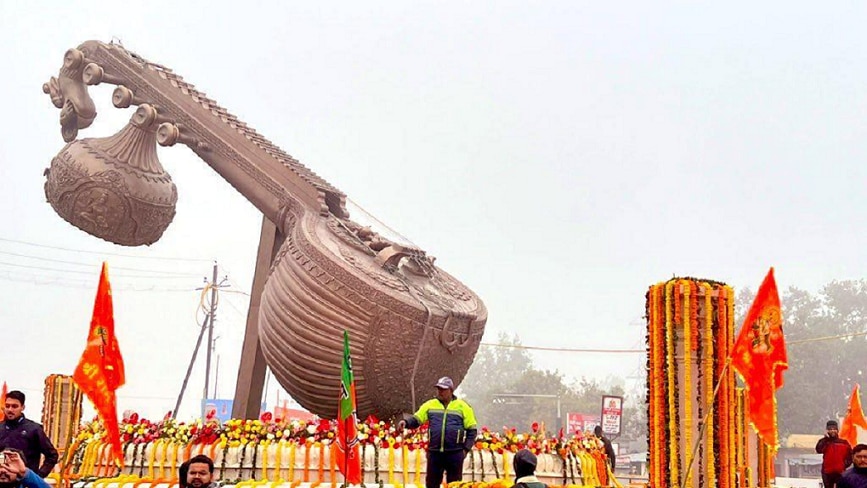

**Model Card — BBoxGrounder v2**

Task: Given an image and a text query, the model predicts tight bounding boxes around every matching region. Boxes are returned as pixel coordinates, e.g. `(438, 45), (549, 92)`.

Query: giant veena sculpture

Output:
(42, 41), (487, 419)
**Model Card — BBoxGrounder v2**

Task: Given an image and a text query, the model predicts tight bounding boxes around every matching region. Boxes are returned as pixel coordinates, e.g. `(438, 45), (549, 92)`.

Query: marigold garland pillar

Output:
(42, 374), (83, 459)
(646, 278), (738, 488)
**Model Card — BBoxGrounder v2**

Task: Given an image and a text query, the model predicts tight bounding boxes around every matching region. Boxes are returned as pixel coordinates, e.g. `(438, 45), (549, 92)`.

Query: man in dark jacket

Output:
(817, 420), (853, 488)
(839, 444), (867, 488)
(397, 377), (477, 488)
(0, 392), (58, 478)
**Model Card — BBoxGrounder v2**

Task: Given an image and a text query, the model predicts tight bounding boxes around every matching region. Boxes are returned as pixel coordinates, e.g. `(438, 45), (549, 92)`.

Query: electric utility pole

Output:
(172, 262), (229, 418)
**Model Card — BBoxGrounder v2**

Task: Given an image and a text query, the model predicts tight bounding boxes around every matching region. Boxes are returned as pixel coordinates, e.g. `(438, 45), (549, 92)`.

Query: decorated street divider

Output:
(58, 417), (621, 488)
(49, 480), (624, 488)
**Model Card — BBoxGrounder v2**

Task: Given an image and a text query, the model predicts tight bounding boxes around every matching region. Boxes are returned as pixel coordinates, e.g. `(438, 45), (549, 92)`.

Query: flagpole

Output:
(680, 358), (732, 488)
(343, 425), (349, 487)
(345, 330), (349, 487)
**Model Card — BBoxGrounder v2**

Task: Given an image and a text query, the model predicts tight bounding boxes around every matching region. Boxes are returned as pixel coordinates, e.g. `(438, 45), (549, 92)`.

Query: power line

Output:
(0, 236), (212, 263)
(481, 329), (867, 356)
(0, 272), (198, 292)
(0, 260), (197, 279)
(481, 342), (645, 354)
(0, 249), (203, 277)
(788, 331), (867, 345)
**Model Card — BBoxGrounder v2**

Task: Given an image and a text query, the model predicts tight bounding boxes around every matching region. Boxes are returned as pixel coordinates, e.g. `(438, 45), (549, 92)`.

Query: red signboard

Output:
(566, 412), (601, 434)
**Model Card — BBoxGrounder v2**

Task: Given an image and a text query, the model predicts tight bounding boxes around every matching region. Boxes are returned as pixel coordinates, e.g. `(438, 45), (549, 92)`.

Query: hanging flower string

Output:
(665, 280), (679, 488)
(702, 282), (715, 488)
(682, 280), (693, 488)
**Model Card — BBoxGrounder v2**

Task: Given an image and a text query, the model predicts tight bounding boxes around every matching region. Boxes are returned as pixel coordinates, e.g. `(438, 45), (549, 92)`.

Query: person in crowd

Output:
(397, 376), (478, 488)
(838, 444), (867, 488)
(0, 391), (58, 477)
(185, 454), (215, 488)
(0, 448), (50, 488)
(594, 425), (616, 470)
(817, 419), (853, 488)
(512, 449), (547, 488)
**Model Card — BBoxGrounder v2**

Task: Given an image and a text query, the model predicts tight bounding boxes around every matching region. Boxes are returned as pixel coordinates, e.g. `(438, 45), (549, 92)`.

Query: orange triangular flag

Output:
(1, 382), (7, 406)
(72, 262), (126, 468)
(840, 384), (867, 446)
(731, 267), (788, 450)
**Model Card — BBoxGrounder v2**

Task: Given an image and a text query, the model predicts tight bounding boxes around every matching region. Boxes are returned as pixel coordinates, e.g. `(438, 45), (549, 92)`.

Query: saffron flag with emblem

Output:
(731, 267), (788, 449)
(840, 384), (867, 446)
(1, 381), (6, 406)
(334, 330), (361, 483)
(72, 262), (126, 467)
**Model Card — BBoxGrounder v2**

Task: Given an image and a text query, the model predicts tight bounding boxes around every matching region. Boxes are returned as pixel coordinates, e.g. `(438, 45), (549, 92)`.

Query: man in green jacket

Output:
(398, 377), (478, 488)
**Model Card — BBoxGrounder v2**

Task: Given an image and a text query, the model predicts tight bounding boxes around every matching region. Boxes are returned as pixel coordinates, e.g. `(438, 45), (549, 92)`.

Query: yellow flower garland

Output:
(289, 442), (296, 482)
(168, 442), (179, 479)
(83, 441), (98, 476)
(261, 443), (269, 481)
(414, 448), (422, 486)
(147, 440), (157, 479)
(388, 440), (396, 484)
(402, 444), (409, 484)
(275, 441), (284, 482)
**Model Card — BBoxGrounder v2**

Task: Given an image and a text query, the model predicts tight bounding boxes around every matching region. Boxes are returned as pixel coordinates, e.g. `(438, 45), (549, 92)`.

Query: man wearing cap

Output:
(817, 419), (853, 488)
(513, 449), (547, 488)
(397, 376), (478, 488)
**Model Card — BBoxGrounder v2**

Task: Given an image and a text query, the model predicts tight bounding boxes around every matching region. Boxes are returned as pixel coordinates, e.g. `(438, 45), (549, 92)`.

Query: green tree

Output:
(776, 281), (867, 436)
(459, 332), (533, 427)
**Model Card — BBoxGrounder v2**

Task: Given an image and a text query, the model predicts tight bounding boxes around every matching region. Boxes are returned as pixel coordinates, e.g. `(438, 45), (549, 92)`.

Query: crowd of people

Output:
(0, 391), (58, 488)
(816, 419), (867, 488)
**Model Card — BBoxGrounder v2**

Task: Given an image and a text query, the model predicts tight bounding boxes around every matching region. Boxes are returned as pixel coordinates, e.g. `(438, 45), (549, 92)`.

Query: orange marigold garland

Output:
(647, 284), (665, 488)
(646, 286), (657, 488)
(690, 280), (699, 351)
(727, 286), (737, 487)
(653, 284), (667, 488)
(702, 283), (715, 488)
(657, 284), (667, 488)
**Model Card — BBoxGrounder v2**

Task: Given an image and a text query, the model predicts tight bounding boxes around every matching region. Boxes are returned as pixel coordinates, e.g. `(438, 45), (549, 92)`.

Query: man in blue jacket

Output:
(398, 377), (478, 488)
(0, 391), (58, 478)
(839, 444), (867, 488)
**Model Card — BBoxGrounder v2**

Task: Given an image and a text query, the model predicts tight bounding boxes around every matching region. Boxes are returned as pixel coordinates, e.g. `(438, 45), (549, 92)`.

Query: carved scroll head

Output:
(43, 48), (97, 142)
